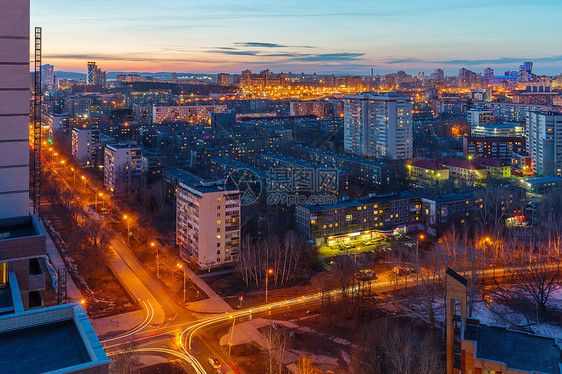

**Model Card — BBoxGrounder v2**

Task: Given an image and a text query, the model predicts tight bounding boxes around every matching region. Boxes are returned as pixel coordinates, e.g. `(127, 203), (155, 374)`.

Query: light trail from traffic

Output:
(101, 299), (155, 345)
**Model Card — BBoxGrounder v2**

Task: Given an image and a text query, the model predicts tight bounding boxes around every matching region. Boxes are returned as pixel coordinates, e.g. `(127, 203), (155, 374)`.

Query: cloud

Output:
(385, 55), (562, 66)
(207, 50), (260, 56)
(234, 42), (313, 49)
(206, 47), (365, 63)
(293, 53), (365, 62)
(385, 58), (427, 64)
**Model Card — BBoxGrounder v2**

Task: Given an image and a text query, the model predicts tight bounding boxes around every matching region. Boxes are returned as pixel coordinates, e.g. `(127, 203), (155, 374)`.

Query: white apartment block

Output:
(175, 171), (240, 269)
(344, 93), (413, 160)
(72, 127), (101, 166)
(526, 111), (562, 176)
(0, 0), (30, 218)
(467, 109), (495, 126)
(152, 105), (227, 124)
(104, 143), (142, 194)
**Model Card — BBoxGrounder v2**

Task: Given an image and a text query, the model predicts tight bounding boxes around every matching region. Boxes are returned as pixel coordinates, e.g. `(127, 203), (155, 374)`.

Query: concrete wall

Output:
(0, 0), (30, 218)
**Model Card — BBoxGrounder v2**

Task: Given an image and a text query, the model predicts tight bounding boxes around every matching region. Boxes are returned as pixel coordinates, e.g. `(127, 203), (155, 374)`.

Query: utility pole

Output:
(151, 242), (159, 278)
(265, 268), (273, 303)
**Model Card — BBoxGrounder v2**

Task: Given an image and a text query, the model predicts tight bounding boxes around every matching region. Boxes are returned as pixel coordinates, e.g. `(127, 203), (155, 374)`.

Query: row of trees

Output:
(351, 322), (443, 374)
(44, 168), (111, 286)
(236, 231), (312, 287)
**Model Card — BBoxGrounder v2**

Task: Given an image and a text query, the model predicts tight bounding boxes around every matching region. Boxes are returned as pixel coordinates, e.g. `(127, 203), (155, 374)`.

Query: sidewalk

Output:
(183, 266), (232, 313)
(42, 221), (82, 302)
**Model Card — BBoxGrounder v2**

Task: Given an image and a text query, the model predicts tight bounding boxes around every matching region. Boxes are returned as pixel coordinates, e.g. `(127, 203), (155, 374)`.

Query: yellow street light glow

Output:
(177, 263), (182, 268)
(80, 299), (86, 305)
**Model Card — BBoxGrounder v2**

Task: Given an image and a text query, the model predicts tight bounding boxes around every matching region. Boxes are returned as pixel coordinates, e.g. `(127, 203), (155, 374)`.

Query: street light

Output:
(81, 175), (86, 189)
(177, 263), (186, 303)
(71, 167), (76, 187)
(152, 242), (159, 278)
(95, 192), (103, 210)
(265, 268), (273, 303)
(123, 215), (130, 246)
(416, 234), (425, 285)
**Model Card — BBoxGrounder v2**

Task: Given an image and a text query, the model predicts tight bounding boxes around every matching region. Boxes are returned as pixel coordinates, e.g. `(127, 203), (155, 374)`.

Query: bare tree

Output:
(294, 354), (323, 374)
(515, 250), (559, 312)
(111, 341), (138, 374)
(352, 322), (443, 374)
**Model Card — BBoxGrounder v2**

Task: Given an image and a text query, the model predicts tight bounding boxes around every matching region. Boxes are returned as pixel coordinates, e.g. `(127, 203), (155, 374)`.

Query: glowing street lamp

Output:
(95, 192), (103, 210)
(265, 268), (273, 303)
(152, 242), (159, 278)
(123, 215), (130, 246)
(177, 263), (186, 303)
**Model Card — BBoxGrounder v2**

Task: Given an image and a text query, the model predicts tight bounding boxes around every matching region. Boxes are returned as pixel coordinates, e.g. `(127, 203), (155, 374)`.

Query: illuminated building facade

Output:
(296, 192), (421, 245)
(174, 170), (240, 269)
(104, 143), (142, 194)
(526, 111), (562, 176)
(344, 93), (413, 160)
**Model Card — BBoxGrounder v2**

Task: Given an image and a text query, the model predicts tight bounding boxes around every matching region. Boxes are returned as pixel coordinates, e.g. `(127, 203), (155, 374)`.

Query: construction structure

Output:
(32, 27), (42, 216)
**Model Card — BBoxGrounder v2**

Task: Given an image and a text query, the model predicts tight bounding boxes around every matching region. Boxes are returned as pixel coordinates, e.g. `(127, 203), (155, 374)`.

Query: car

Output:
(208, 357), (221, 369)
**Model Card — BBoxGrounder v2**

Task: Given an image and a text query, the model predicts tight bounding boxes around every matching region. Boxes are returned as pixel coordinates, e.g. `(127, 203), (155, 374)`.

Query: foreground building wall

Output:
(0, 0), (30, 218)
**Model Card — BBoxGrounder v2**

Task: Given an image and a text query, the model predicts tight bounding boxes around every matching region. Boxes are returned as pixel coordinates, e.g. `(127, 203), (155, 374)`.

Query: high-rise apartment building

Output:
(87, 62), (96, 85)
(526, 111), (562, 176)
(344, 93), (413, 160)
(172, 170), (240, 269)
(0, 0), (30, 218)
(104, 143), (142, 194)
(41, 64), (55, 91)
(86, 61), (107, 87)
(217, 73), (230, 86)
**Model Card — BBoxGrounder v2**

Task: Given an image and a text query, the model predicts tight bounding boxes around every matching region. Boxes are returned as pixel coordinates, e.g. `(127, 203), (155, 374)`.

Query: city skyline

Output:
(32, 0), (562, 75)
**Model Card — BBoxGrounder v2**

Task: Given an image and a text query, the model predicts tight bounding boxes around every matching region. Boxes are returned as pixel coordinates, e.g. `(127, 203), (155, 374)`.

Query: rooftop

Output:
(0, 320), (90, 373)
(164, 168), (237, 194)
(213, 157), (270, 180)
(472, 122), (523, 129)
(106, 142), (141, 150)
(0, 215), (40, 240)
(411, 160), (448, 171)
(525, 176), (562, 185)
(438, 158), (486, 170)
(421, 192), (474, 203)
(260, 152), (332, 170)
(302, 192), (419, 212)
(302, 146), (390, 167)
(0, 303), (109, 374)
(464, 319), (561, 374)
(473, 157), (509, 168)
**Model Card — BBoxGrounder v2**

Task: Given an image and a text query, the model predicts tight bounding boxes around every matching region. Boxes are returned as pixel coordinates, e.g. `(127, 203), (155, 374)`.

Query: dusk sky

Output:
(31, 0), (562, 76)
